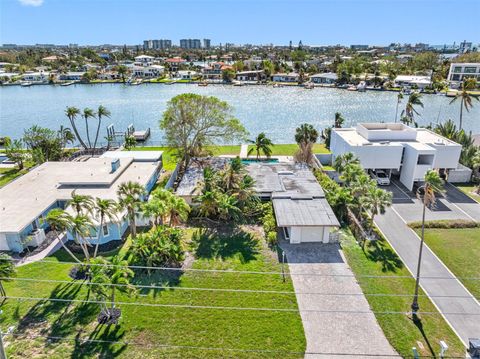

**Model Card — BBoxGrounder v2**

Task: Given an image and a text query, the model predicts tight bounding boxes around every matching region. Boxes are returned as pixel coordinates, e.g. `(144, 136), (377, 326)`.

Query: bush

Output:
(408, 219), (480, 229)
(130, 226), (185, 268)
(260, 202), (277, 234)
(266, 231), (278, 247)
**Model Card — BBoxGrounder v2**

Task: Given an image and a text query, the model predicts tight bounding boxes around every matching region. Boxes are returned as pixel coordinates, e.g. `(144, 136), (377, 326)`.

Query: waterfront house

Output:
(175, 70), (198, 80)
(271, 72), (299, 83)
(22, 71), (50, 82)
(394, 75), (432, 89)
(447, 63), (480, 87)
(132, 65), (165, 78)
(202, 62), (233, 81)
(330, 123), (462, 190)
(134, 55), (155, 67)
(59, 71), (85, 81)
(309, 72), (338, 84)
(165, 57), (187, 71)
(0, 151), (162, 253)
(235, 70), (266, 82)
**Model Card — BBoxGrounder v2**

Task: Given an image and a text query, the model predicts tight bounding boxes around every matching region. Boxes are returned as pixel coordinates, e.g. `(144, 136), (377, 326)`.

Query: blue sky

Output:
(1, 0), (478, 46)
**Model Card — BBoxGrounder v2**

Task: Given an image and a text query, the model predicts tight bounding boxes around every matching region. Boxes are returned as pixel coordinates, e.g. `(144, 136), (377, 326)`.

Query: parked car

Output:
(370, 169), (390, 186)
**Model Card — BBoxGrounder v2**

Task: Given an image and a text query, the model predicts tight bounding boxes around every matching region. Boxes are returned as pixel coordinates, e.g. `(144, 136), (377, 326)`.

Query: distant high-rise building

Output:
(298, 40), (303, 49)
(350, 45), (369, 50)
(203, 39), (211, 49)
(143, 40), (153, 50)
(180, 39), (201, 49)
(144, 39), (172, 50)
(289, 40), (292, 50)
(459, 40), (472, 53)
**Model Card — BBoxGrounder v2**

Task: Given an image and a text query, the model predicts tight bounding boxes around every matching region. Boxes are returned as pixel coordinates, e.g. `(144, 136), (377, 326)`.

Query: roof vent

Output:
(434, 140), (445, 145)
(111, 158), (120, 173)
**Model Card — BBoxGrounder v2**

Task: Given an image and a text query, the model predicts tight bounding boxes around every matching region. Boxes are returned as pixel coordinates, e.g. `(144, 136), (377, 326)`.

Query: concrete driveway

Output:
(280, 241), (397, 359)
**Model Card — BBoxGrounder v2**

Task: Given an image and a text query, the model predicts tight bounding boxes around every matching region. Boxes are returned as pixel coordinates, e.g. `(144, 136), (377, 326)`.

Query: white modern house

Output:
(331, 123), (462, 190)
(394, 75), (432, 89)
(309, 72), (338, 84)
(447, 63), (480, 86)
(22, 71), (50, 82)
(132, 65), (165, 78)
(271, 72), (299, 82)
(134, 55), (155, 67)
(0, 151), (162, 253)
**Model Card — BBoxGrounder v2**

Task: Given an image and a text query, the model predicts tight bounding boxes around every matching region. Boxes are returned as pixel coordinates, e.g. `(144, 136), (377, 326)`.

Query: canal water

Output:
(1, 83), (478, 143)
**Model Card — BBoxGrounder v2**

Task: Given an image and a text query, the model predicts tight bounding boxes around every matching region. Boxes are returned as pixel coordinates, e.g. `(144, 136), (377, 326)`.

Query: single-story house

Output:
(310, 72), (338, 84)
(59, 72), (85, 81)
(0, 151), (163, 252)
(22, 71), (50, 82)
(271, 72), (299, 83)
(175, 70), (198, 80)
(236, 70), (266, 82)
(394, 75), (432, 89)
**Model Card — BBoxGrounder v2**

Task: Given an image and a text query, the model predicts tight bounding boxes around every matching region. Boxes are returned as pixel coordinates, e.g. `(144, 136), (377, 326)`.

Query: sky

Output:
(0, 0), (478, 46)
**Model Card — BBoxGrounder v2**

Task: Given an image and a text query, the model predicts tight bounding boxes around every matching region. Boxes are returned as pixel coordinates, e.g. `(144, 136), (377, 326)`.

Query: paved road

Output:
(280, 242), (397, 359)
(444, 182), (480, 221)
(375, 208), (480, 345)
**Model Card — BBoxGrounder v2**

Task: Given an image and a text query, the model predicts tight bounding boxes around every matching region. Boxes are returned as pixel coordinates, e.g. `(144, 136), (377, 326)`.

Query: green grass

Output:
(0, 163), (34, 188)
(341, 229), (465, 357)
(128, 146), (241, 172)
(455, 183), (480, 202)
(321, 165), (335, 171)
(3, 226), (305, 358)
(247, 143), (329, 157)
(416, 227), (480, 300)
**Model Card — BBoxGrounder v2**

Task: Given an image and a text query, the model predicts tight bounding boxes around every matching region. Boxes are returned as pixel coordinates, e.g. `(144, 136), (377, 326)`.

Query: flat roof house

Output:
(309, 72), (338, 84)
(271, 72), (299, 83)
(447, 63), (480, 87)
(330, 123), (462, 190)
(235, 70), (266, 82)
(394, 75), (432, 89)
(0, 151), (162, 253)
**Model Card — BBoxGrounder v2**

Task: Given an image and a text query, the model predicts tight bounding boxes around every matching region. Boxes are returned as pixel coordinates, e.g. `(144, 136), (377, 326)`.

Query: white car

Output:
(370, 170), (390, 186)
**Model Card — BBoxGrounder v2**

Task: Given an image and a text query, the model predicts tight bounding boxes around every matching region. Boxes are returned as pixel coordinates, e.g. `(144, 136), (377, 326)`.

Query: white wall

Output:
(431, 144), (462, 169)
(0, 233), (9, 251)
(289, 226), (331, 243)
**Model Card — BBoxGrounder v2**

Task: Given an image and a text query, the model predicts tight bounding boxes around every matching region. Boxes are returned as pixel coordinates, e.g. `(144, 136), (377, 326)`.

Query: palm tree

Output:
(334, 112), (345, 128)
(117, 181), (145, 239)
(449, 78), (479, 130)
(70, 214), (95, 262)
(167, 196), (190, 226)
(82, 108), (97, 149)
(0, 253), (16, 297)
(217, 194), (242, 221)
(294, 123), (318, 164)
(364, 187), (392, 229)
(65, 106), (87, 149)
(235, 175), (258, 208)
(70, 191), (94, 215)
(58, 125), (75, 150)
(221, 157), (244, 191)
(401, 92), (423, 127)
(142, 198), (168, 227)
(333, 152), (360, 173)
(411, 170), (444, 314)
(46, 209), (82, 263)
(351, 174), (376, 217)
(247, 133), (273, 159)
(340, 164), (364, 186)
(116, 65), (128, 83)
(93, 198), (118, 257)
(93, 105), (111, 151)
(197, 191), (218, 218)
(394, 92), (403, 123)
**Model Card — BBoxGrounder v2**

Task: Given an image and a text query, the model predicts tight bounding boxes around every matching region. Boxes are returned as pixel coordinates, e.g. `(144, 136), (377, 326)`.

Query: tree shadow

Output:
(190, 227), (258, 262)
(132, 269), (183, 299)
(412, 314), (436, 358)
(364, 239), (404, 273)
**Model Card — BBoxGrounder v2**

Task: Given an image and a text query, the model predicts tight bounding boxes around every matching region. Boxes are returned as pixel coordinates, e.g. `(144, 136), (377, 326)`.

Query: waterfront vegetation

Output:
(415, 227), (480, 300)
(247, 143), (329, 156)
(2, 226), (306, 358)
(0, 162), (34, 187)
(341, 229), (466, 357)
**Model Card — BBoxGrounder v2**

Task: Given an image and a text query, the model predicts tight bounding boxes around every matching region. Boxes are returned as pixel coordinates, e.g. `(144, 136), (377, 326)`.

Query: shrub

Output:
(130, 226), (185, 268)
(266, 231), (278, 247)
(408, 219), (480, 229)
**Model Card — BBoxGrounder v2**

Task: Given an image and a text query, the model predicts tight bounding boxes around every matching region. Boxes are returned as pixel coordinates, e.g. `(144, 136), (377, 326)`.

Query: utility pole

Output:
(0, 310), (14, 359)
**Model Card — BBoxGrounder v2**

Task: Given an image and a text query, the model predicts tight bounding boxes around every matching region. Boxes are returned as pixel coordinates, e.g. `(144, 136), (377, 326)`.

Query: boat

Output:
(232, 81), (244, 87)
(446, 90), (458, 97)
(60, 81), (75, 87)
(356, 81), (366, 92)
(346, 85), (357, 91)
(129, 79), (143, 86)
(304, 82), (314, 89)
(401, 87), (412, 95)
(273, 83), (283, 88)
(198, 81), (208, 87)
(21, 81), (33, 87)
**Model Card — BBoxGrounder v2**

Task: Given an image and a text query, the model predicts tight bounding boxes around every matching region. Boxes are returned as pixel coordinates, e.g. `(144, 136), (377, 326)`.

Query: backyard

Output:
(341, 229), (466, 357)
(455, 183), (480, 202)
(416, 227), (480, 300)
(2, 225), (306, 359)
(247, 143), (329, 156)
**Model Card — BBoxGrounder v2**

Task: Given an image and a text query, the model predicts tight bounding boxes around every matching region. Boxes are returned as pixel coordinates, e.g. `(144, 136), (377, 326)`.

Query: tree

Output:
(247, 133), (273, 159)
(45, 209), (82, 263)
(116, 65), (128, 83)
(294, 123), (318, 165)
(411, 170), (444, 314)
(334, 112), (345, 128)
(0, 253), (16, 297)
(70, 190), (94, 215)
(217, 193), (242, 221)
(333, 152), (360, 173)
(160, 94), (247, 169)
(166, 195), (190, 226)
(221, 157), (244, 191)
(449, 78), (479, 130)
(141, 198), (168, 228)
(364, 187), (392, 229)
(70, 214), (95, 262)
(4, 139), (26, 170)
(222, 69), (235, 83)
(65, 106), (88, 150)
(197, 190), (219, 218)
(93, 198), (118, 257)
(117, 181), (145, 239)
(401, 92), (423, 127)
(321, 127), (332, 149)
(94, 105), (111, 151)
(22, 125), (63, 163)
(58, 125), (75, 150)
(82, 108), (97, 149)
(394, 92), (403, 123)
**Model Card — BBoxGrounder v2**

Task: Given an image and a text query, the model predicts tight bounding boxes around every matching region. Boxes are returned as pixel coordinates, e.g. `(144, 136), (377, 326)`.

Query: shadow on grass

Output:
(412, 314), (436, 358)
(132, 269), (183, 299)
(364, 239), (404, 273)
(190, 227), (258, 262)
(70, 322), (127, 359)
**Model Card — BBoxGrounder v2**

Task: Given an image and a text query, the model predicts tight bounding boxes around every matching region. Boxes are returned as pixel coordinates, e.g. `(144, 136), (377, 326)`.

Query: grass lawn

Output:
(247, 143), (329, 157)
(341, 229), (465, 357)
(454, 183), (480, 202)
(0, 163), (34, 188)
(416, 227), (480, 300)
(128, 146), (241, 172)
(3, 226), (305, 358)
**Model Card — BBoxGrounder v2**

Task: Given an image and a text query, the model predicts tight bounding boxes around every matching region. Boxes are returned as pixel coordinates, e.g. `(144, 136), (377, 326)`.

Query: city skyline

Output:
(1, 0), (479, 46)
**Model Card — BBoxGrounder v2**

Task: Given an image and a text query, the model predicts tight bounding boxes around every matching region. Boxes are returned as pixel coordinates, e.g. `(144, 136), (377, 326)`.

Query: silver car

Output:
(370, 170), (390, 186)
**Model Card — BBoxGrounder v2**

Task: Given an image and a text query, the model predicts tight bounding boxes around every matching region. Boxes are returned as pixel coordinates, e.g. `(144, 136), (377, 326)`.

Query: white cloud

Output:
(18, 0), (44, 6)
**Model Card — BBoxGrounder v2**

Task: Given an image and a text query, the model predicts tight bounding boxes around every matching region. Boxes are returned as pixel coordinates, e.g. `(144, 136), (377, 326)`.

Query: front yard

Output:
(2, 226), (306, 358)
(341, 229), (466, 357)
(416, 227), (480, 300)
(247, 143), (329, 156)
(455, 183), (480, 202)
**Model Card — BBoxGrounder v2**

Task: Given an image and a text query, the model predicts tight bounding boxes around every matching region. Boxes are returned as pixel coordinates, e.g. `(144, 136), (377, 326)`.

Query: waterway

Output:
(1, 83), (478, 143)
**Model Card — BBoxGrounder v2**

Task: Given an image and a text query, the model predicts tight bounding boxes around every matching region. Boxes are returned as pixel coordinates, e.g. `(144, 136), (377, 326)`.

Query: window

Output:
(464, 67), (477, 74)
(453, 66), (462, 73)
(102, 225), (109, 237)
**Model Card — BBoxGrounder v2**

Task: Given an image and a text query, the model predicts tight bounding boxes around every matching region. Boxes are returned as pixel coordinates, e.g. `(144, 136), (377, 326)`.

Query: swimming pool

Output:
(240, 158), (279, 165)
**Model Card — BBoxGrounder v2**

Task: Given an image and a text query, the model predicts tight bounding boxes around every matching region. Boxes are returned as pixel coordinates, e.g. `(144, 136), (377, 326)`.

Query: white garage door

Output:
(290, 227), (330, 243)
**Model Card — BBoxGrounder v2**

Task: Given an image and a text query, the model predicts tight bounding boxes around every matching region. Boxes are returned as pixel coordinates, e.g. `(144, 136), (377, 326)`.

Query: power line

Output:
(4, 295), (480, 316)
(11, 258), (480, 280)
(3, 277), (476, 299)
(8, 333), (467, 358)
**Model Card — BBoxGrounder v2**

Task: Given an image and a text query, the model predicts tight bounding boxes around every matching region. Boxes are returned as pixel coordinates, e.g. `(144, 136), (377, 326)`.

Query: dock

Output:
(133, 127), (151, 141)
